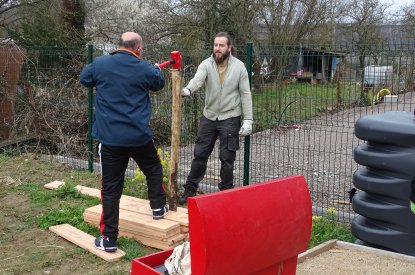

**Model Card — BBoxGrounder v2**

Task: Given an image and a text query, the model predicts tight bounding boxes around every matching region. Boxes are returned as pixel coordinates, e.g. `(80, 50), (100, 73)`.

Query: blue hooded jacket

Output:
(80, 50), (165, 147)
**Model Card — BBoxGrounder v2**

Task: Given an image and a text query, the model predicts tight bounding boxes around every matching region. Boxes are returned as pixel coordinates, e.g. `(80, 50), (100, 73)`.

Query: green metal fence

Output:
(1, 41), (414, 223)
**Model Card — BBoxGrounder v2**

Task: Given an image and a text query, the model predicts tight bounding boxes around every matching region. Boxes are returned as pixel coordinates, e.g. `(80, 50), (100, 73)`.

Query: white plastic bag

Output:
(164, 241), (191, 275)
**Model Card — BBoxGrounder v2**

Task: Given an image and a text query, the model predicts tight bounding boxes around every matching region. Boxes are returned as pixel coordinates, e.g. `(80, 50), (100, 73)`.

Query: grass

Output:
(0, 153), (155, 263)
(252, 82), (361, 131)
(0, 153), (355, 273)
(309, 208), (355, 248)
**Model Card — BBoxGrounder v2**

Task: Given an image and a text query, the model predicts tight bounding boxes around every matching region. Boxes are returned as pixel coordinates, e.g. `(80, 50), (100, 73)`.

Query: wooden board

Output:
(118, 230), (185, 250)
(44, 182), (189, 227)
(84, 205), (180, 238)
(49, 224), (125, 262)
(44, 181), (65, 190)
(83, 212), (185, 250)
(119, 199), (188, 226)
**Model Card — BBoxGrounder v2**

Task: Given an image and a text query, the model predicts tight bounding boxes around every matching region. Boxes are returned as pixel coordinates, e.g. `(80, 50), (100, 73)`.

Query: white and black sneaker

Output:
(94, 235), (117, 252)
(152, 205), (169, 220)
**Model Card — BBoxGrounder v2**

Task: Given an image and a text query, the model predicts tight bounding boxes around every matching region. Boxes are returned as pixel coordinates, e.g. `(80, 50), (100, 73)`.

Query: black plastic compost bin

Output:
(353, 111), (415, 256)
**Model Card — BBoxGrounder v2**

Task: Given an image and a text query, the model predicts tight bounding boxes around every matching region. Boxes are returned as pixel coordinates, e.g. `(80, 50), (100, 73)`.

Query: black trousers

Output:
(184, 116), (241, 192)
(97, 140), (166, 239)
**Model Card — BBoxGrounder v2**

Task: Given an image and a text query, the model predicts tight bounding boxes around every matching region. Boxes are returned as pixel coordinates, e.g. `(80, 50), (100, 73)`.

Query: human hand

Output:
(155, 63), (161, 70)
(239, 120), (253, 136)
(411, 201), (415, 214)
(181, 88), (191, 97)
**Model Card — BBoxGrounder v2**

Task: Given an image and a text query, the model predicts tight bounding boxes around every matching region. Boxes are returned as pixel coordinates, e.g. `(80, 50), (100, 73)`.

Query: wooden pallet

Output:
(44, 181), (189, 229)
(45, 181), (189, 250)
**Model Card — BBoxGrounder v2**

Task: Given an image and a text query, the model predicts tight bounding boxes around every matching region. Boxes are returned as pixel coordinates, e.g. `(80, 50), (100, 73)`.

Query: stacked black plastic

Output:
(353, 111), (415, 256)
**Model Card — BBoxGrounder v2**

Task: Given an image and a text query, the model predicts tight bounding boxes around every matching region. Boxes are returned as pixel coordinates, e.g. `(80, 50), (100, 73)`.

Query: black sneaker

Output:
(95, 235), (117, 252)
(178, 190), (197, 205)
(153, 205), (169, 220)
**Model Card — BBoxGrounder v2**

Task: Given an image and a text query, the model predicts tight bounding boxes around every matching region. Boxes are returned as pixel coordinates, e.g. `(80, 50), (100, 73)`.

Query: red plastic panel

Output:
(188, 175), (312, 275)
(131, 249), (173, 275)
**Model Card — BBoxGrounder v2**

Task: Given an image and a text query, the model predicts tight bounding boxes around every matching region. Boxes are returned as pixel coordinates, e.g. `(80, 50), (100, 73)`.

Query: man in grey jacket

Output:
(179, 32), (253, 205)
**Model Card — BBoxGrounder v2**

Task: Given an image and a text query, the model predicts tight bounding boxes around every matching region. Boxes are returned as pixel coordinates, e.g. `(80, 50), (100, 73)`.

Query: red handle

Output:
(158, 60), (174, 69)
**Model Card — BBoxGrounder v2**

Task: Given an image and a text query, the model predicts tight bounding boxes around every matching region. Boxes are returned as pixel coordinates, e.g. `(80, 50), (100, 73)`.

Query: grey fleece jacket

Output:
(184, 54), (253, 121)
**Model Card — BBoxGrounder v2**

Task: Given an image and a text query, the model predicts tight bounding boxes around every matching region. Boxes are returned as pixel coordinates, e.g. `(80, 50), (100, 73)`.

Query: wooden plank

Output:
(49, 224), (125, 262)
(297, 239), (337, 264)
(84, 205), (180, 238)
(83, 214), (180, 240)
(119, 230), (185, 250)
(45, 182), (189, 227)
(44, 181), (65, 190)
(83, 213), (185, 250)
(75, 185), (101, 198)
(120, 200), (188, 226)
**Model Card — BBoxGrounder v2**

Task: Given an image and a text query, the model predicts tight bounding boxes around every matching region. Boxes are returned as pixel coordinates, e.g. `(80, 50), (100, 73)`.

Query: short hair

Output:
(118, 35), (142, 49)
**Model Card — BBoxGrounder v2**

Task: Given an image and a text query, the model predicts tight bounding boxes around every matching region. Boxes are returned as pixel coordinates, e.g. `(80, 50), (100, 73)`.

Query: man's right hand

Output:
(181, 88), (191, 97)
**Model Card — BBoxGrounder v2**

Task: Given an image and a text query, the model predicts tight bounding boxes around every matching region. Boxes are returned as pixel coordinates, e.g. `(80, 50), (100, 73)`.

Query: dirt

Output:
(0, 154), (134, 274)
(2, 153), (415, 274)
(297, 247), (415, 275)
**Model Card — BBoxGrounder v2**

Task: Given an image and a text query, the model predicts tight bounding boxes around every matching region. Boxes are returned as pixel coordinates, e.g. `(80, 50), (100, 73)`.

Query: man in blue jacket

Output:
(179, 32), (253, 205)
(80, 32), (168, 252)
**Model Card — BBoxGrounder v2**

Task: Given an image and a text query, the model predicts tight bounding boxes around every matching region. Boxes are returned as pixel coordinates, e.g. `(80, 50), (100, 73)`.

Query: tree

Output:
(336, 0), (390, 104)
(139, 0), (258, 53)
(84, 0), (147, 44)
(0, 0), (47, 32)
(255, 0), (331, 46)
(5, 0), (85, 47)
(400, 1), (415, 39)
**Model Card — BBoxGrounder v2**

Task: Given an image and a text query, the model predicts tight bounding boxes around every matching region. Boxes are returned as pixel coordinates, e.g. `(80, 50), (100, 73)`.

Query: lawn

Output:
(0, 152), (354, 274)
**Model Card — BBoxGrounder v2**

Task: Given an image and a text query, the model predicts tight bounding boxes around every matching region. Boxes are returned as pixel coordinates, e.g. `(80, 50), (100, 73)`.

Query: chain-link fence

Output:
(1, 41), (414, 223)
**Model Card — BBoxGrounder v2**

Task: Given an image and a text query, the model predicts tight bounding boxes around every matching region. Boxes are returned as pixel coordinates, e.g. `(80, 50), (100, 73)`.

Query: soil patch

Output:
(0, 154), (132, 274)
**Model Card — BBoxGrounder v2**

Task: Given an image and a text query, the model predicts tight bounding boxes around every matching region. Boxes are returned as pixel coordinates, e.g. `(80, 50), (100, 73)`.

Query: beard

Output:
(214, 50), (230, 64)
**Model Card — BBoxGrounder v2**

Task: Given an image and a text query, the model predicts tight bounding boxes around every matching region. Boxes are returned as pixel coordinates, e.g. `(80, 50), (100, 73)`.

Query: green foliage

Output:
(7, 0), (85, 47)
(13, 180), (99, 231)
(117, 237), (150, 261)
(125, 148), (170, 199)
(37, 204), (85, 229)
(309, 208), (355, 248)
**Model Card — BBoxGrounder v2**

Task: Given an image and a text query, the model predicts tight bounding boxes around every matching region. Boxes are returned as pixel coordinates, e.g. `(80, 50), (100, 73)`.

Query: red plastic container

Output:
(131, 175), (312, 275)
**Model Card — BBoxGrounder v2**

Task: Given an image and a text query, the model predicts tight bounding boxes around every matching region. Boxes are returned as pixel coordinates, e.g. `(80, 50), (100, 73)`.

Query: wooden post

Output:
(168, 69), (182, 211)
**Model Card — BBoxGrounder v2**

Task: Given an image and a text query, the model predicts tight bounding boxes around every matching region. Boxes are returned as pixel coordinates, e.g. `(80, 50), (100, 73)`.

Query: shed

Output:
(288, 47), (346, 83)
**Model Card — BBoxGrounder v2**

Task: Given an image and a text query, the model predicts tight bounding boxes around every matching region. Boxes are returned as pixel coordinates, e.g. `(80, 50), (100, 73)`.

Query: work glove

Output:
(239, 120), (253, 137)
(181, 88), (191, 97)
(154, 63), (161, 70)
(411, 201), (415, 214)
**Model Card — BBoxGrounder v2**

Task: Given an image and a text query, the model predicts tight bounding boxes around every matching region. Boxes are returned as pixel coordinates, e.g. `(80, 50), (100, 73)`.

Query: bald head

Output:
(119, 32), (142, 51)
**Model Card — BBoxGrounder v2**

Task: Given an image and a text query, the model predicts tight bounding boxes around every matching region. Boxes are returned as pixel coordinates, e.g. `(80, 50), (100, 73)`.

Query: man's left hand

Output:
(239, 120), (253, 137)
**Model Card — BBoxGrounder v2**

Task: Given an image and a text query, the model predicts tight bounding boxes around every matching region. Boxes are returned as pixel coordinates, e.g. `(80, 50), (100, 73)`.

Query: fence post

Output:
(87, 45), (94, 172)
(243, 42), (253, 186)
